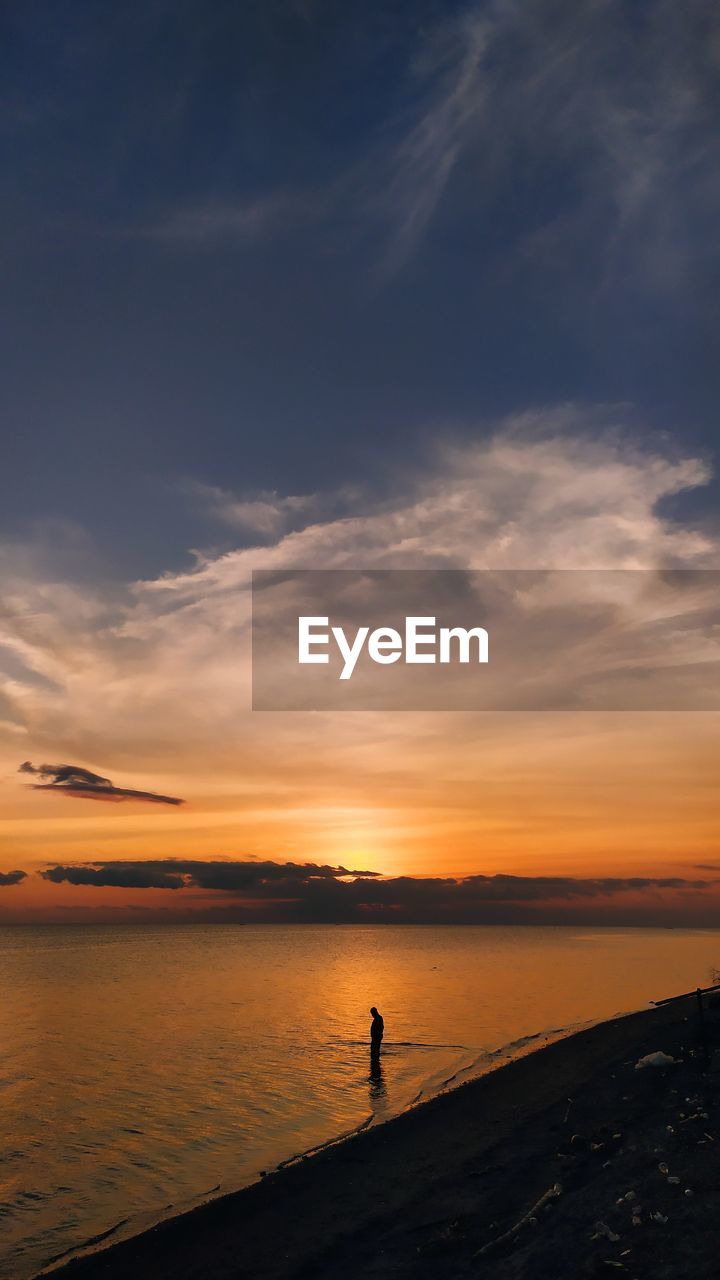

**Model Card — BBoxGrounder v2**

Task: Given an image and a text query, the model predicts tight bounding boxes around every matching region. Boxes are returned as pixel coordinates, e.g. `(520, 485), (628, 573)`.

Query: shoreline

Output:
(37, 1020), (586, 1275)
(41, 992), (720, 1279)
(271, 1021), (589, 1173)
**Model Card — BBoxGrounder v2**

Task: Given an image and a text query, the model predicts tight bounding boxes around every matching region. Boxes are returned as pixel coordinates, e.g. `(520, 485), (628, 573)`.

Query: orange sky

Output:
(2, 432), (720, 923)
(2, 709), (719, 922)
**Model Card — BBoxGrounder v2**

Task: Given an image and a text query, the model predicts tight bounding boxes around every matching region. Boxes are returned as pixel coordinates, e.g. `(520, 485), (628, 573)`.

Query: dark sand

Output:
(43, 994), (720, 1280)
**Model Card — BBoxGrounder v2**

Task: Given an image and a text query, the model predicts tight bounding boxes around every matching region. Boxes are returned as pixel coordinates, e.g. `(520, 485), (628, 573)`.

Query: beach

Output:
(12, 922), (720, 1278)
(42, 992), (720, 1280)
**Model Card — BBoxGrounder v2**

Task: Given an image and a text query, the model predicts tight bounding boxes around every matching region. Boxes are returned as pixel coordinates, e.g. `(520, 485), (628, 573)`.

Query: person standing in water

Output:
(370, 1006), (384, 1056)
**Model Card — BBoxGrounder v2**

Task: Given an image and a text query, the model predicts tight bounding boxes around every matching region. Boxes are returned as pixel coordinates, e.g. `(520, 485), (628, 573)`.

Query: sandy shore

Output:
(42, 994), (720, 1280)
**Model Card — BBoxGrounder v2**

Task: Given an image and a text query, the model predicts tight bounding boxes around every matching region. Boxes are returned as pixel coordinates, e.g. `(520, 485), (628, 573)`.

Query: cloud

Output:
(365, 9), (491, 274)
(251, 563), (720, 711)
(41, 863), (185, 889)
(0, 870), (27, 886)
(137, 1), (720, 291)
(0, 421), (715, 737)
(1, 418), (719, 881)
(0, 418), (716, 731)
(180, 418), (714, 582)
(41, 859), (381, 891)
(20, 760), (112, 787)
(19, 761), (184, 806)
(142, 192), (315, 246)
(371, 0), (720, 284)
(36, 859), (719, 924)
(187, 482), (320, 540)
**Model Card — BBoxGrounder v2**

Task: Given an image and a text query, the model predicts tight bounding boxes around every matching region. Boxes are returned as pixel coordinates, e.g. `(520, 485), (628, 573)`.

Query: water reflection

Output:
(3, 923), (720, 1280)
(368, 1049), (387, 1112)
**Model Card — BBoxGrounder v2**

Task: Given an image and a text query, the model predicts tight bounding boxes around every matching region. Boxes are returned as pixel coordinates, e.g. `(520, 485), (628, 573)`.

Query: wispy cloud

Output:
(139, 0), (720, 290)
(19, 761), (184, 806)
(364, 9), (491, 275)
(142, 191), (315, 246)
(187, 482), (319, 539)
(367, 0), (720, 283)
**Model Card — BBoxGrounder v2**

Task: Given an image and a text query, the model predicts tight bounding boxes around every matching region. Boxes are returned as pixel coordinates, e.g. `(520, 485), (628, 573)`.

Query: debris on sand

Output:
(474, 1183), (562, 1256)
(635, 1051), (678, 1070)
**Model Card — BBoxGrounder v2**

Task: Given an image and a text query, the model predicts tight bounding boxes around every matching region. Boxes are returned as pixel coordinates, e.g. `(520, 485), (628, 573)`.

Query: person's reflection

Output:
(368, 1049), (387, 1108)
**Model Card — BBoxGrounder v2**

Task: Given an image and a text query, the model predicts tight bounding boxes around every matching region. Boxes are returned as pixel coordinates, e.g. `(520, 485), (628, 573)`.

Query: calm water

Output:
(2, 924), (720, 1279)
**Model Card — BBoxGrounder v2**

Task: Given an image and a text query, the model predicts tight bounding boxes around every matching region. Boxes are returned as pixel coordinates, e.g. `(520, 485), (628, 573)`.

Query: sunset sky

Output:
(1, 1), (719, 924)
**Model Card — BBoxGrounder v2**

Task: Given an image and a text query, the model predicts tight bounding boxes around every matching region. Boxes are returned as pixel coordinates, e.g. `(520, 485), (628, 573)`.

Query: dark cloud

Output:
(41, 865), (185, 890)
(0, 870), (27, 886)
(19, 761), (183, 806)
(163, 859), (381, 891)
(40, 860), (381, 892)
(37, 860), (718, 924)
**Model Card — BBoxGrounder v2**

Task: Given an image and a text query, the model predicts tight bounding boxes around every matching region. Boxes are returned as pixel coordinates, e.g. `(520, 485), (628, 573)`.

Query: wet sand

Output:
(42, 994), (720, 1280)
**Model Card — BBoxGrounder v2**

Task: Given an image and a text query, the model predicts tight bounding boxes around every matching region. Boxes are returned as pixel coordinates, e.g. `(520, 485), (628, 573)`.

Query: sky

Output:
(1, 0), (719, 924)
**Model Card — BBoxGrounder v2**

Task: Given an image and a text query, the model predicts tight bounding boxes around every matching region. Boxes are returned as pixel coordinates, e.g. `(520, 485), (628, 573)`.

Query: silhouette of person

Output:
(370, 1006), (384, 1058)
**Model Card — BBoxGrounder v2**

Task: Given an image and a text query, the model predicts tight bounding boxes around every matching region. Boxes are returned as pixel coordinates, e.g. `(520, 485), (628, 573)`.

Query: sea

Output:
(2, 923), (719, 1279)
